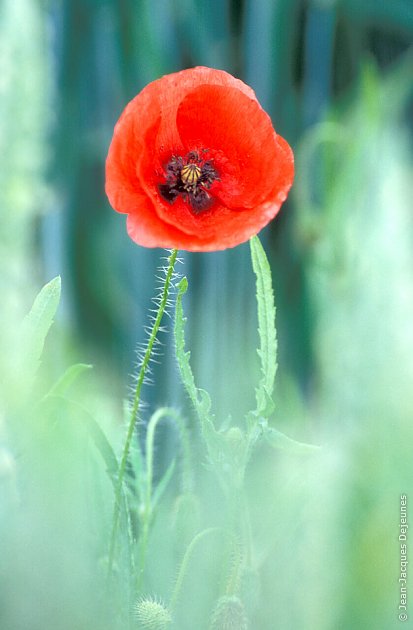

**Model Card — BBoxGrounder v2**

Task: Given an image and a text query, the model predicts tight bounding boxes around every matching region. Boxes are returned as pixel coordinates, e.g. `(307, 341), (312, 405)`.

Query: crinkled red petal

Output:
(175, 85), (282, 208)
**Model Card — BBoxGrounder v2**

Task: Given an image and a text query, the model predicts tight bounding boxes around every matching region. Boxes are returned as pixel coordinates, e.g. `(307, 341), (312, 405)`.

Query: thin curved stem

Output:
(169, 527), (221, 612)
(136, 407), (176, 589)
(107, 249), (178, 580)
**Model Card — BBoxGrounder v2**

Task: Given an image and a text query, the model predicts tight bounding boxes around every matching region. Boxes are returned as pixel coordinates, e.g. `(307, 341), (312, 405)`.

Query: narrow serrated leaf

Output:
(175, 278), (213, 417)
(250, 236), (277, 416)
(23, 276), (61, 374)
(174, 278), (198, 410)
(174, 277), (217, 449)
(198, 388), (212, 415)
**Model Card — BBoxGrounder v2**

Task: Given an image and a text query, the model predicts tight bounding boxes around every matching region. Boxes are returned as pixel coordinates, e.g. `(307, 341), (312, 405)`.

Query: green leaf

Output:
(174, 277), (218, 452)
(175, 278), (203, 409)
(22, 276), (61, 375)
(45, 363), (93, 398)
(84, 412), (119, 482)
(175, 278), (212, 419)
(250, 236), (277, 417)
(40, 393), (119, 484)
(264, 426), (321, 455)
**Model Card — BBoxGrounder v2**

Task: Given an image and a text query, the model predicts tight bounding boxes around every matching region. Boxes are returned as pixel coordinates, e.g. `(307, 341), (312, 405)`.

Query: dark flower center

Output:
(159, 150), (219, 213)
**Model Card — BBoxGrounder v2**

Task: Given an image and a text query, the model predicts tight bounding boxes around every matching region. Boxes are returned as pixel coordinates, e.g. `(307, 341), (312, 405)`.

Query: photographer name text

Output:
(399, 494), (408, 622)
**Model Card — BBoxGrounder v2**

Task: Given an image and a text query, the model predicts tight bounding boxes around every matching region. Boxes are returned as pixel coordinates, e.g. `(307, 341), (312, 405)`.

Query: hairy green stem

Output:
(169, 527), (221, 612)
(224, 534), (244, 597)
(107, 249), (178, 580)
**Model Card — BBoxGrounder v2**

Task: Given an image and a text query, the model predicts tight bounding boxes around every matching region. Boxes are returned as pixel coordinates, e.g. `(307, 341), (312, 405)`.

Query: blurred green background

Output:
(1, 1), (413, 629)
(2, 0), (413, 411)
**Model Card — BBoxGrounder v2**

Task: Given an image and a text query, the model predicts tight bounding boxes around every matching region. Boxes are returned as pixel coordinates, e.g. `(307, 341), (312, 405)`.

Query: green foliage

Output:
(263, 425), (320, 454)
(174, 277), (212, 420)
(246, 239), (318, 458)
(174, 277), (220, 460)
(249, 236), (277, 419)
(45, 362), (93, 398)
(21, 276), (61, 380)
(175, 239), (320, 497)
(51, 395), (120, 487)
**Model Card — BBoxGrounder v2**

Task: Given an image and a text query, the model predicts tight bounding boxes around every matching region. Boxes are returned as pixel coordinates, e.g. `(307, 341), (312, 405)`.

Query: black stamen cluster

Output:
(159, 150), (219, 213)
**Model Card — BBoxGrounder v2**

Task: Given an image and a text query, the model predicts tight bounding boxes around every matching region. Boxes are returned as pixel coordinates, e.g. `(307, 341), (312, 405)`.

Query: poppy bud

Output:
(209, 595), (248, 630)
(133, 597), (172, 629)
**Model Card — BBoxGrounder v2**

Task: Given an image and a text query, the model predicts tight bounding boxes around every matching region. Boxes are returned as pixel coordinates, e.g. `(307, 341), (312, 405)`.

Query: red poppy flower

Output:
(105, 67), (294, 252)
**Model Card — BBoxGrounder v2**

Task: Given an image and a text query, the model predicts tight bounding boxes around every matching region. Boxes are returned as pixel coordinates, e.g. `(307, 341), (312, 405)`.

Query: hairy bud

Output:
(209, 595), (248, 630)
(133, 597), (172, 629)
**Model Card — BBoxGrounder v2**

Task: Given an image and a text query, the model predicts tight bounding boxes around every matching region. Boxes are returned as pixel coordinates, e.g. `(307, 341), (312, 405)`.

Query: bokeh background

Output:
(1, 1), (413, 629)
